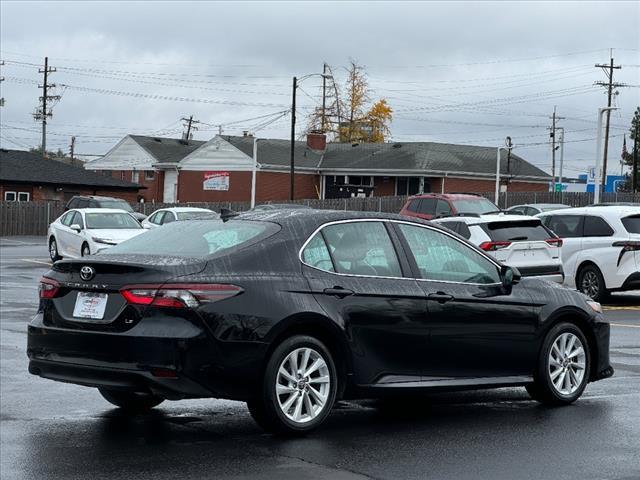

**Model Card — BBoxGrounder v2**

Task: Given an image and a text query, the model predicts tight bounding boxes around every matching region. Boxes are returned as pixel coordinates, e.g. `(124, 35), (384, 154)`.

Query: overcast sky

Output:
(1, 0), (639, 178)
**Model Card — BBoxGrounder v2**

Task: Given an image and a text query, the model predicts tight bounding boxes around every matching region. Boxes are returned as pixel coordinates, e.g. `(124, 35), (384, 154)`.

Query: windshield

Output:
(622, 215), (640, 234)
(86, 213), (142, 230)
(176, 211), (219, 220)
(451, 198), (500, 215)
(103, 220), (278, 257)
(98, 200), (134, 212)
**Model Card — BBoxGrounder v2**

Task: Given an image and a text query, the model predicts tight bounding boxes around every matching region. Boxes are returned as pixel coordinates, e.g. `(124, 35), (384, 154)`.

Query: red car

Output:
(399, 193), (501, 220)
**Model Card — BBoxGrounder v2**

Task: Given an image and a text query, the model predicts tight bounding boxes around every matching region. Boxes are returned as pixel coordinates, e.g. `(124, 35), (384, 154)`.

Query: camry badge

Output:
(80, 266), (95, 281)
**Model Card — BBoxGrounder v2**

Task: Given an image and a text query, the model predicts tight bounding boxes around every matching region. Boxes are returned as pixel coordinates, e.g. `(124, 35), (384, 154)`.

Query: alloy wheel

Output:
(49, 240), (58, 260)
(548, 332), (586, 396)
(275, 347), (330, 424)
(82, 245), (90, 257)
(580, 271), (599, 299)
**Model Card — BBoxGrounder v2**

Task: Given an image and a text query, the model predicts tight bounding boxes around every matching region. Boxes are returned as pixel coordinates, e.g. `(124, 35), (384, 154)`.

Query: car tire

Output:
(526, 322), (590, 405)
(49, 237), (61, 261)
(577, 264), (608, 302)
(247, 335), (338, 435)
(98, 388), (164, 412)
(81, 243), (90, 257)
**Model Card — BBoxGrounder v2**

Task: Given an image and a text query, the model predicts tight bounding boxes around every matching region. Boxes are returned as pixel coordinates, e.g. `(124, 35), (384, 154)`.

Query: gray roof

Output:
(222, 136), (549, 179)
(222, 135), (323, 169)
(130, 135), (206, 164)
(0, 149), (143, 190)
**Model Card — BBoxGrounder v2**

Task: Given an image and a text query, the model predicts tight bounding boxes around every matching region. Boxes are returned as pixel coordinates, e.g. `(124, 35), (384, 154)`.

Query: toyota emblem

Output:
(80, 266), (95, 281)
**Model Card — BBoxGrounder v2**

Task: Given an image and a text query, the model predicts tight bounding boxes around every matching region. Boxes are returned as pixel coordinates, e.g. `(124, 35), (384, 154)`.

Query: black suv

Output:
(65, 195), (146, 222)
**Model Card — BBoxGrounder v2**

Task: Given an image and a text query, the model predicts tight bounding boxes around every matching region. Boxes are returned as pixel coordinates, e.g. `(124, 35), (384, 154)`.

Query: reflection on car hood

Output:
(85, 228), (146, 243)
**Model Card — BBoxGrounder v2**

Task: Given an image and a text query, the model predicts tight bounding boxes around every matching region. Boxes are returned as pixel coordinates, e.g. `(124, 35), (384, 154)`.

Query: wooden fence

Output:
(2, 192), (639, 236)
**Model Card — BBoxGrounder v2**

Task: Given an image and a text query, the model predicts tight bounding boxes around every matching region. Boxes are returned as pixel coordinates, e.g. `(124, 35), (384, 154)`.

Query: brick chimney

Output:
(306, 131), (327, 151)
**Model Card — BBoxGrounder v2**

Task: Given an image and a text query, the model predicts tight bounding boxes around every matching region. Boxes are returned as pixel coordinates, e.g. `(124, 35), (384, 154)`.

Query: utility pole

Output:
(290, 76), (297, 200)
(321, 63), (328, 133)
(595, 51), (622, 196)
(632, 127), (638, 194)
(181, 115), (199, 140)
(69, 136), (76, 162)
(33, 57), (60, 159)
(0, 60), (5, 107)
(548, 107), (564, 192)
(505, 136), (513, 185)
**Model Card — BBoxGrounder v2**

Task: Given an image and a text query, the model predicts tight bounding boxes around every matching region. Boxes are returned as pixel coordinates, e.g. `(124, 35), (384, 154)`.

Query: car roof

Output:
(537, 205), (640, 217)
(70, 208), (131, 214)
(434, 213), (539, 225)
(408, 193), (488, 200)
(158, 207), (213, 213)
(70, 195), (122, 201)
(510, 203), (569, 208)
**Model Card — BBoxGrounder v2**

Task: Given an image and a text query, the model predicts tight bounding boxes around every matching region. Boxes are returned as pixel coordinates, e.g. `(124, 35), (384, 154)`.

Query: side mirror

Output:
(70, 224), (82, 232)
(501, 266), (521, 287)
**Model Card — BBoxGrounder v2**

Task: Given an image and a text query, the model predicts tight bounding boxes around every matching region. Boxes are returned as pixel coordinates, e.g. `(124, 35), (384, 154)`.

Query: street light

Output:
(594, 107), (618, 204)
(290, 73), (331, 200)
(495, 137), (515, 205)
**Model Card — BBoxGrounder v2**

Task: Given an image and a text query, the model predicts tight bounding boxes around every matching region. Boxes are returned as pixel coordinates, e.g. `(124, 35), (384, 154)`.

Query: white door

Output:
(163, 170), (178, 203)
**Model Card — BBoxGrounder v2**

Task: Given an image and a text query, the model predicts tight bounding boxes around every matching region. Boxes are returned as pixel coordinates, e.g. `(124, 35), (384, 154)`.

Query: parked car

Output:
(400, 193), (500, 220)
(30, 210), (612, 434)
(433, 213), (563, 283)
(506, 203), (571, 216)
(538, 206), (640, 301)
(65, 195), (146, 222)
(48, 208), (146, 260)
(142, 207), (218, 229)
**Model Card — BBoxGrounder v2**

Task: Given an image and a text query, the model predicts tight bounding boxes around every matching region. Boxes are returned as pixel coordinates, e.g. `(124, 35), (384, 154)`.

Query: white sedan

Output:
(141, 207), (218, 229)
(48, 208), (146, 260)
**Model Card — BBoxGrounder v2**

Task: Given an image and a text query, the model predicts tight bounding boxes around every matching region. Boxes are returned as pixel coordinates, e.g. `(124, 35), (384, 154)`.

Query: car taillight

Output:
(612, 240), (640, 266)
(39, 277), (60, 299)
(120, 284), (243, 308)
(545, 238), (563, 247)
(479, 241), (512, 251)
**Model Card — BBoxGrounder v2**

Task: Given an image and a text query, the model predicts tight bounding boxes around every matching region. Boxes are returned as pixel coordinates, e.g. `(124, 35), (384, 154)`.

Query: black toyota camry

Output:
(28, 210), (613, 434)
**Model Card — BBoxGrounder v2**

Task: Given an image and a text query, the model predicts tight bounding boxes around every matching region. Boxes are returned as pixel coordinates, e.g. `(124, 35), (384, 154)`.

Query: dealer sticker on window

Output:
(73, 292), (108, 320)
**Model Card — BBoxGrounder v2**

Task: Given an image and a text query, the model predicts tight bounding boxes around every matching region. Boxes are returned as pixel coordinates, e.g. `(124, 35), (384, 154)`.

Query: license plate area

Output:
(72, 292), (109, 322)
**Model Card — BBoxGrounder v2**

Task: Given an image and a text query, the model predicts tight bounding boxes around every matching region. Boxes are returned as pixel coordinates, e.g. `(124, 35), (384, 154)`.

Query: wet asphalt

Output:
(1, 237), (639, 480)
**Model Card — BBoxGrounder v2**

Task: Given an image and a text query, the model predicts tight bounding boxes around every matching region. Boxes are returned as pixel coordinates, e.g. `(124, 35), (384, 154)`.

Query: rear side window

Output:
(418, 198), (437, 215)
(480, 220), (551, 241)
(161, 212), (176, 224)
(437, 221), (471, 240)
(104, 220), (277, 257)
(544, 215), (583, 238)
(320, 222), (402, 277)
(302, 234), (335, 272)
(67, 198), (79, 209)
(583, 216), (614, 237)
(435, 199), (451, 217)
(406, 199), (421, 213)
(621, 215), (640, 234)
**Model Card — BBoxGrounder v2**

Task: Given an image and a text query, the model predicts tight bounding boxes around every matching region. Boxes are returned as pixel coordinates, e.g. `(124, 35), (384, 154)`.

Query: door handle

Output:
(427, 292), (454, 303)
(323, 287), (354, 298)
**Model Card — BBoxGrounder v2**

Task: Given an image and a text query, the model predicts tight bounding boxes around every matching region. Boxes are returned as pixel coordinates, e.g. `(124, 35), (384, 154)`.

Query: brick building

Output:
(84, 133), (550, 203)
(0, 149), (143, 202)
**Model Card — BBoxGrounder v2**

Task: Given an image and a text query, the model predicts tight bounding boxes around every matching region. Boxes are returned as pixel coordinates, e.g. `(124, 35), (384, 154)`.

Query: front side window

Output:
(418, 198), (437, 216)
(148, 212), (164, 224)
(85, 213), (142, 230)
(161, 212), (176, 224)
(435, 199), (451, 217)
(318, 221), (402, 277)
(544, 215), (583, 238)
(60, 211), (75, 226)
(398, 224), (500, 284)
(583, 215), (614, 237)
(72, 212), (84, 229)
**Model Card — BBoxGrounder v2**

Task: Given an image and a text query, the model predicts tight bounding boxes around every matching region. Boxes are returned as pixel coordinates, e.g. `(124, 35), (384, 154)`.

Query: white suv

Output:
(537, 206), (640, 301)
(432, 213), (563, 283)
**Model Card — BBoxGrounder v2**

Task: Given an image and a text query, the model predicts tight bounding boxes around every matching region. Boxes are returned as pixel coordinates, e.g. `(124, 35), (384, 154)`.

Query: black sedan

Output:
(28, 210), (613, 434)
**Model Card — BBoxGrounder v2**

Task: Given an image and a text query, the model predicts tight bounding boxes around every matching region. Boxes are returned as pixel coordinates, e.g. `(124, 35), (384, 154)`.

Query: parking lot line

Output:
(610, 323), (640, 329)
(20, 258), (52, 266)
(603, 306), (640, 311)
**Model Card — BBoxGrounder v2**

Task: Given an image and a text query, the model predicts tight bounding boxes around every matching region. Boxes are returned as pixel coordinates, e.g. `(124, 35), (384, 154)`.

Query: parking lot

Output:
(1, 236), (639, 480)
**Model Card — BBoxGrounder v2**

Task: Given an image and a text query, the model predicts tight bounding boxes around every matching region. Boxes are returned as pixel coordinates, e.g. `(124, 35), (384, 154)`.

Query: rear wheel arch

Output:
(263, 313), (351, 399)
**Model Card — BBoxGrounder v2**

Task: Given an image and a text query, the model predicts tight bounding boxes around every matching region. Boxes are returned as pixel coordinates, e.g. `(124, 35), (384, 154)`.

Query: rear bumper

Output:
(616, 272), (640, 292)
(27, 313), (267, 400)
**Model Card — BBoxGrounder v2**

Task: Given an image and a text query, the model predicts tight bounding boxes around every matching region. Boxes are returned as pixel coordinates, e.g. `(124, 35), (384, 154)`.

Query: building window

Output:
(4, 192), (16, 201)
(132, 171), (140, 183)
(145, 170), (155, 181)
(396, 177), (430, 196)
(18, 192), (30, 202)
(121, 171), (126, 180)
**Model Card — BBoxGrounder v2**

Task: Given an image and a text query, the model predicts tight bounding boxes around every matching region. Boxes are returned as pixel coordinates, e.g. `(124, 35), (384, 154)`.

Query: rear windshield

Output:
(176, 211), (219, 220)
(451, 198), (499, 215)
(622, 215), (640, 234)
(102, 220), (278, 257)
(480, 220), (551, 242)
(97, 200), (134, 212)
(86, 213), (141, 230)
